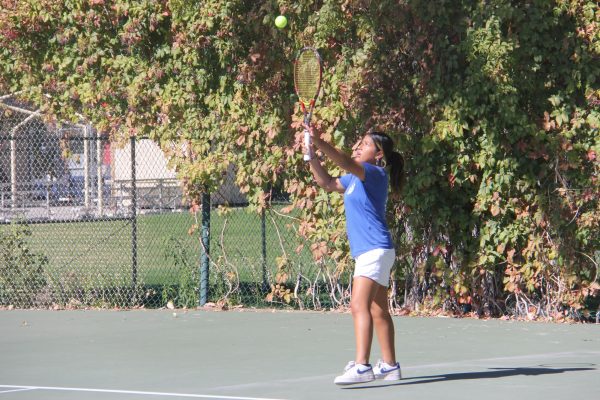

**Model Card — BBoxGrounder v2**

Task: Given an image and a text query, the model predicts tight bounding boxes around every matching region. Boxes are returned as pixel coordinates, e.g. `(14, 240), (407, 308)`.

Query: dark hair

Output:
(368, 131), (405, 194)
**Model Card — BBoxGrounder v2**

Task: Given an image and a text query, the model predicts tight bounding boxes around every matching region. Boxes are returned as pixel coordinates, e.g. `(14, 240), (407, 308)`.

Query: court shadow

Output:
(342, 366), (596, 389)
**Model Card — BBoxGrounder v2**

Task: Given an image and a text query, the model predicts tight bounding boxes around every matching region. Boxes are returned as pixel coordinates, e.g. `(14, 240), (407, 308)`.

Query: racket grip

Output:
(303, 129), (311, 161)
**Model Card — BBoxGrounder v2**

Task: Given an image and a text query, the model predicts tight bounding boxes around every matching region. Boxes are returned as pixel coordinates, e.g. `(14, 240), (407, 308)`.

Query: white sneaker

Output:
(373, 360), (402, 380)
(334, 361), (375, 385)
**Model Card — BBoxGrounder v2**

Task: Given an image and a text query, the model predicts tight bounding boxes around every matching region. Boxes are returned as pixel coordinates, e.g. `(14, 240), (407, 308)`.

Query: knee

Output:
(370, 306), (389, 321)
(350, 299), (370, 317)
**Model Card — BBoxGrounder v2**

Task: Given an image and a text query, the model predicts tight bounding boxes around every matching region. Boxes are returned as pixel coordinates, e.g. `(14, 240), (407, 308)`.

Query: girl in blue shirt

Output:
(304, 125), (405, 385)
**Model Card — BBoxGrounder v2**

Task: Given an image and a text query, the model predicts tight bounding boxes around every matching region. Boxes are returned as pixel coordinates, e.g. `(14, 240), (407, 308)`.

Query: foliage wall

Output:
(1, 0), (598, 317)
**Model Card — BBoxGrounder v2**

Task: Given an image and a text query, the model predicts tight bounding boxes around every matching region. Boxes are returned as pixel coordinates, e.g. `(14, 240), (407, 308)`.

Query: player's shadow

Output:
(342, 365), (596, 389)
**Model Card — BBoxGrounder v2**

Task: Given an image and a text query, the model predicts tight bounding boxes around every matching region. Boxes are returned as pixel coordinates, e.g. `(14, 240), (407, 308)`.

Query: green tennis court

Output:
(1, 310), (598, 400)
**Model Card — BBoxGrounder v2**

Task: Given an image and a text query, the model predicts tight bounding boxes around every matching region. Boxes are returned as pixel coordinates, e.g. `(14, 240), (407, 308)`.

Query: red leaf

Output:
(250, 53), (261, 63)
(507, 249), (515, 263)
(448, 173), (456, 188)
(490, 204), (500, 216)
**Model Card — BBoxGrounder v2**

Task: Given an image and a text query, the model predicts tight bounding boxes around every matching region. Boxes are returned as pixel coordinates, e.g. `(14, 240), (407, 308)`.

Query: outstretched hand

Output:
(302, 123), (320, 160)
(302, 123), (364, 179)
(303, 123), (323, 144)
(302, 133), (315, 159)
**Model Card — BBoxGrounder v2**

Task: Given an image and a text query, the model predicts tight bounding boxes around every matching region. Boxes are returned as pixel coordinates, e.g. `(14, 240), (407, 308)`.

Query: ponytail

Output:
(387, 151), (405, 195)
(368, 131), (405, 196)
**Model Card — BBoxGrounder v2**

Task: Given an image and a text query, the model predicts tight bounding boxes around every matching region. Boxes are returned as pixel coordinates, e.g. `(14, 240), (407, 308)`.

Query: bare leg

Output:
(371, 285), (397, 365)
(351, 276), (380, 364)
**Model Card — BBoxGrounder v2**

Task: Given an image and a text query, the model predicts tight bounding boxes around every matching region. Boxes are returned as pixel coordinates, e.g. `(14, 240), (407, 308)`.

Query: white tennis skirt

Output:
(353, 248), (396, 287)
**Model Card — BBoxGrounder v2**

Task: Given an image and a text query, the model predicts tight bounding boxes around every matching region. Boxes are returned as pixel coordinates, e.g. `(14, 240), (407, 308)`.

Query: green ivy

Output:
(1, 0), (597, 317)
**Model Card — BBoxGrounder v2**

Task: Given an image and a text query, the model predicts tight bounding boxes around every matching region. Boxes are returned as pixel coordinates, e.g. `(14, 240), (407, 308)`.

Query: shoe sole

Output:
(376, 375), (402, 381)
(334, 377), (376, 386)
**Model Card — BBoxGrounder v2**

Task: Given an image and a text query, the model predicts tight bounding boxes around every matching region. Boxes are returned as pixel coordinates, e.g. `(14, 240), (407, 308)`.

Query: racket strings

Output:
(294, 52), (321, 104)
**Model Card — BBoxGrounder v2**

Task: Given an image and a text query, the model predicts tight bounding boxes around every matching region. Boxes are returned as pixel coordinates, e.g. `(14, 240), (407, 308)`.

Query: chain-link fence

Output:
(0, 100), (351, 310)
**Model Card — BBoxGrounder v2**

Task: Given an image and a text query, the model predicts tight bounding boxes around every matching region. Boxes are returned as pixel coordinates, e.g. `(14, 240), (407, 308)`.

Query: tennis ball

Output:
(275, 15), (287, 29)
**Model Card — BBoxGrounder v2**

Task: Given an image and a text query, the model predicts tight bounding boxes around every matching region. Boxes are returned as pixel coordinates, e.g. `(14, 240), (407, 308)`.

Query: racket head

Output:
(293, 47), (323, 108)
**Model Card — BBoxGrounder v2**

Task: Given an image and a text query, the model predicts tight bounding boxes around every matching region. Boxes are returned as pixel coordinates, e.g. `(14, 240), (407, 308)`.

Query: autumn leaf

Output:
(490, 204), (501, 216)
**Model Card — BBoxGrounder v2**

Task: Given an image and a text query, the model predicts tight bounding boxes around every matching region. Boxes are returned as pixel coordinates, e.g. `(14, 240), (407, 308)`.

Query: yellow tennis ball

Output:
(275, 15), (287, 29)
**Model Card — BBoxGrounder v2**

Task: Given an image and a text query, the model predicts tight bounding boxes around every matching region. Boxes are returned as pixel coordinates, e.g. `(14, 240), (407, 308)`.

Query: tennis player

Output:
(305, 126), (404, 385)
(304, 124), (405, 385)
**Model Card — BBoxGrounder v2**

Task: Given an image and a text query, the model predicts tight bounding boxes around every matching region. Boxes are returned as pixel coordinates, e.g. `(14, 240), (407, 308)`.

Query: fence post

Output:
(96, 133), (103, 214)
(130, 136), (138, 304)
(261, 209), (268, 292)
(83, 125), (90, 208)
(200, 192), (210, 306)
(10, 126), (17, 209)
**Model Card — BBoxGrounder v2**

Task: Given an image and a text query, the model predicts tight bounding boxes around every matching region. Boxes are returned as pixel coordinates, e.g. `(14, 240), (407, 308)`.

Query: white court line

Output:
(0, 386), (286, 400)
(0, 388), (35, 395)
(2, 351), (597, 397)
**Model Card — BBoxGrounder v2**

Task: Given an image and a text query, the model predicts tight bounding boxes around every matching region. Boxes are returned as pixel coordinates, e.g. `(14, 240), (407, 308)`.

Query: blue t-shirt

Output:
(339, 162), (393, 258)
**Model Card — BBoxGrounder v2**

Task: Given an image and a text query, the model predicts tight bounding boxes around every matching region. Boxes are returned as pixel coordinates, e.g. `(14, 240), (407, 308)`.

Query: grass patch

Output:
(1, 207), (316, 307)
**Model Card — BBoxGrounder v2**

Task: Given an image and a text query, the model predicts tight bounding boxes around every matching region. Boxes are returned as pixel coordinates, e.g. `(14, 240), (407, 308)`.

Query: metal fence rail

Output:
(0, 101), (344, 310)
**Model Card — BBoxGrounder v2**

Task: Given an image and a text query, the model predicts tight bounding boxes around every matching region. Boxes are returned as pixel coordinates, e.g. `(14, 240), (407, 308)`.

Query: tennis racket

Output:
(293, 47), (323, 161)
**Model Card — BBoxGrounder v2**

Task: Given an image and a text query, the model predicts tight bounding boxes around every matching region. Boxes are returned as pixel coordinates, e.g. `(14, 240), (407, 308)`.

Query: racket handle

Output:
(303, 129), (311, 161)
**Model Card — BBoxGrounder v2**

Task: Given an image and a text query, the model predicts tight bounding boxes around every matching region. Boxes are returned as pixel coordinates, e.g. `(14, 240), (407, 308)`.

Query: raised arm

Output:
(308, 154), (345, 193)
(306, 124), (365, 181)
